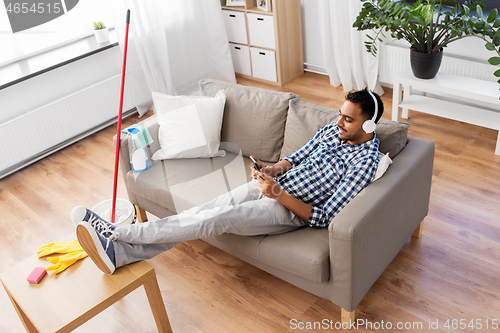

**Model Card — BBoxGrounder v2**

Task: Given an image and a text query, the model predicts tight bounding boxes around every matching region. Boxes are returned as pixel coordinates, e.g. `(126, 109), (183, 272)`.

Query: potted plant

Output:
(93, 21), (109, 44)
(353, 0), (500, 82)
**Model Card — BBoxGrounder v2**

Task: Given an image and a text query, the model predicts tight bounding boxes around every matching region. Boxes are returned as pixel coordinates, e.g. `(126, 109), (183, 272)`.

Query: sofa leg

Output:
(341, 308), (355, 329)
(135, 205), (148, 223)
(412, 220), (424, 238)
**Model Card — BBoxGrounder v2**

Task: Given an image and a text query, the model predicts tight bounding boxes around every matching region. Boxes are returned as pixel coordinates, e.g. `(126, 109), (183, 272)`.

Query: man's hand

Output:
(250, 155), (292, 179)
(255, 171), (283, 199)
(250, 155), (272, 178)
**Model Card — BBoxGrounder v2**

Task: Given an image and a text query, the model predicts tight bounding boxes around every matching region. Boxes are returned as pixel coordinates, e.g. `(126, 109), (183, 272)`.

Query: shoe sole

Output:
(77, 223), (115, 275)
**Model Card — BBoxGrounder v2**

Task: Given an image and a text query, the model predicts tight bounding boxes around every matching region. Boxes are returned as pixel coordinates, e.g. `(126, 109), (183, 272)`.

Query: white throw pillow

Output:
(373, 152), (393, 182)
(151, 90), (227, 160)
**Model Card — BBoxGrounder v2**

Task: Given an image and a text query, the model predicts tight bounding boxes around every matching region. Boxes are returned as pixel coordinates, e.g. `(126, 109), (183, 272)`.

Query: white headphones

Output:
(362, 91), (378, 134)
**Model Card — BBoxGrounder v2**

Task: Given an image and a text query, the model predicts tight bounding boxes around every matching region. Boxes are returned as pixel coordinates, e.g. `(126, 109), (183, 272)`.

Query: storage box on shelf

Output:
(221, 0), (303, 86)
(229, 43), (252, 76)
(250, 47), (276, 82)
(222, 10), (248, 44)
(247, 12), (275, 49)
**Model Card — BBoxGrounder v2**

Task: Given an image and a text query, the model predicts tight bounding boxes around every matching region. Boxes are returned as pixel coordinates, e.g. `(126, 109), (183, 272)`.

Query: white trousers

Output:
(113, 179), (307, 267)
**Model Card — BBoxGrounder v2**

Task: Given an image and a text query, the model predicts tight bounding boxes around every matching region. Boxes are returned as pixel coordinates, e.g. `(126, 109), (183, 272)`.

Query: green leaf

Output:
(483, 24), (493, 35)
(422, 4), (434, 25)
(494, 68), (500, 77)
(487, 9), (498, 23)
(463, 5), (470, 16)
(476, 4), (483, 18)
(494, 29), (500, 40)
(393, 5), (403, 18)
(486, 42), (496, 51)
(474, 21), (485, 30)
(488, 57), (500, 65)
(494, 36), (500, 46)
(494, 18), (500, 28)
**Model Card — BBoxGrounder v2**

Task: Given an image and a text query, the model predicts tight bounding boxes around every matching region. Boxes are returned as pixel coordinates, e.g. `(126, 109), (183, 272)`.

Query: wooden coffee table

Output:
(0, 254), (172, 333)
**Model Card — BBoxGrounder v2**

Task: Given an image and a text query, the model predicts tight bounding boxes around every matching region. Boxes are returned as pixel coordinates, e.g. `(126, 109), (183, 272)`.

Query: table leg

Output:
(1, 281), (40, 333)
(392, 82), (402, 121)
(143, 272), (173, 333)
(402, 84), (411, 119)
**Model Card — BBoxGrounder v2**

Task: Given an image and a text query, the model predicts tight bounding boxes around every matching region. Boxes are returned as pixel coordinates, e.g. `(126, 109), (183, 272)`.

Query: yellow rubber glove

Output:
(37, 239), (84, 257)
(46, 250), (88, 274)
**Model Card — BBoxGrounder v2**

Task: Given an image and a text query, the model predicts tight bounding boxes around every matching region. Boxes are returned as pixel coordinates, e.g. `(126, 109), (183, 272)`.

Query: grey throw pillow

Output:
(376, 119), (410, 158)
(280, 98), (410, 159)
(280, 98), (340, 160)
(199, 79), (296, 162)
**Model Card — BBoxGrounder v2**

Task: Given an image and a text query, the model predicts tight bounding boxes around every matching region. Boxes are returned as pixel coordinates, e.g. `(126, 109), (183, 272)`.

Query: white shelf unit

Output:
(221, 0), (303, 86)
(392, 67), (500, 155)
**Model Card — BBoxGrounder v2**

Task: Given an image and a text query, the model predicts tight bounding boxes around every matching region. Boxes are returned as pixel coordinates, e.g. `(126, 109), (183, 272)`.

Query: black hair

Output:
(345, 87), (384, 123)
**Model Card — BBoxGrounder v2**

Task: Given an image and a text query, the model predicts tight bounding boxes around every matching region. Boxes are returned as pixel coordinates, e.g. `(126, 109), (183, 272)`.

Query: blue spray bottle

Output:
(127, 128), (150, 172)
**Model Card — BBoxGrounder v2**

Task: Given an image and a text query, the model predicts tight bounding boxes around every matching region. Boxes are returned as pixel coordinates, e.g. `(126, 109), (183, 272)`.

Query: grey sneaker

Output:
(77, 220), (117, 275)
(71, 206), (116, 233)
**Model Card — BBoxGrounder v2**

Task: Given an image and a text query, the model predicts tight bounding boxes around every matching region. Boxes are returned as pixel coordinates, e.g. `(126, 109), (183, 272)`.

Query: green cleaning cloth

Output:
(122, 124), (154, 147)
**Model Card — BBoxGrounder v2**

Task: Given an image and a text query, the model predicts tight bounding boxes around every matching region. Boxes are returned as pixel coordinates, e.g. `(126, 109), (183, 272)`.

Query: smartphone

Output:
(250, 156), (261, 172)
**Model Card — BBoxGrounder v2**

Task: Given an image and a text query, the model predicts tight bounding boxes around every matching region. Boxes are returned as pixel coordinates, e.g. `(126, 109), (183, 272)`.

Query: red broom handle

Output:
(111, 10), (131, 223)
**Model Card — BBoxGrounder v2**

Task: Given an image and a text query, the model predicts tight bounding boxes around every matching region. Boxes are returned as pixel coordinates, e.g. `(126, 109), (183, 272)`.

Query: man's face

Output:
(336, 100), (371, 145)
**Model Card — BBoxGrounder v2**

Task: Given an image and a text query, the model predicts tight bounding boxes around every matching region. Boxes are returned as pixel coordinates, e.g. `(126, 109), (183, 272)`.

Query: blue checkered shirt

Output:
(276, 122), (379, 228)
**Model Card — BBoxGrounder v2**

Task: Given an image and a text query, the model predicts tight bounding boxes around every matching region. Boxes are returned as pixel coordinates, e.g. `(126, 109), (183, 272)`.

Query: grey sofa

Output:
(117, 79), (435, 324)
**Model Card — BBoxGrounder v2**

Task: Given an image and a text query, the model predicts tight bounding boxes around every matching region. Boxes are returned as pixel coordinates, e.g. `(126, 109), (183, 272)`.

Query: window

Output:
(0, 0), (115, 66)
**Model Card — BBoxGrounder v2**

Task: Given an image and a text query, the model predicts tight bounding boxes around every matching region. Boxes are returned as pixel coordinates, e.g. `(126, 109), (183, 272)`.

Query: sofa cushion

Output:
(127, 142), (253, 214)
(280, 98), (410, 159)
(151, 91), (227, 160)
(375, 119), (410, 158)
(199, 79), (296, 162)
(280, 98), (340, 159)
(214, 227), (330, 283)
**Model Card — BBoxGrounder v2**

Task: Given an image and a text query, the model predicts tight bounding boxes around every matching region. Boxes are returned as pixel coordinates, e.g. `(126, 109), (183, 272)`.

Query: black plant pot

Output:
(410, 48), (444, 79)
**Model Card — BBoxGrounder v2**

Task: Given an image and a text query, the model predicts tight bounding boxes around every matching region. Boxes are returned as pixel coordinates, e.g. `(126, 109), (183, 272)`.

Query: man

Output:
(75, 88), (383, 275)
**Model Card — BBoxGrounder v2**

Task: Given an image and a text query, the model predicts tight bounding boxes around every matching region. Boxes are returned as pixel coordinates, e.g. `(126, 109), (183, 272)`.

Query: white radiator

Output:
(378, 44), (497, 85)
(0, 74), (135, 179)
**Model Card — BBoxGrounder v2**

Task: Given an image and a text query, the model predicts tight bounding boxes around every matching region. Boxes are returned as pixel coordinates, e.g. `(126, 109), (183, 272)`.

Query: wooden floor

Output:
(1, 72), (499, 332)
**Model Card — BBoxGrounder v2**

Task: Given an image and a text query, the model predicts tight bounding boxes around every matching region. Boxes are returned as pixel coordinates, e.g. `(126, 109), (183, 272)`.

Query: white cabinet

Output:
(222, 10), (248, 44)
(247, 13), (275, 49)
(229, 43), (252, 76)
(220, 0), (303, 86)
(250, 47), (277, 82)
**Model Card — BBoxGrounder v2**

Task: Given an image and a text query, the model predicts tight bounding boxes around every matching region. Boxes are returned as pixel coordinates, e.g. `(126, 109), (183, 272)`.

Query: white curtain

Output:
(112, 0), (236, 116)
(318, 0), (384, 95)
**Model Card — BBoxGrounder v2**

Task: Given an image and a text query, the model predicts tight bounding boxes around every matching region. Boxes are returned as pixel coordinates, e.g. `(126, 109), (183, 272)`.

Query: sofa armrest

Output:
(327, 135), (435, 311)
(114, 115), (160, 204)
